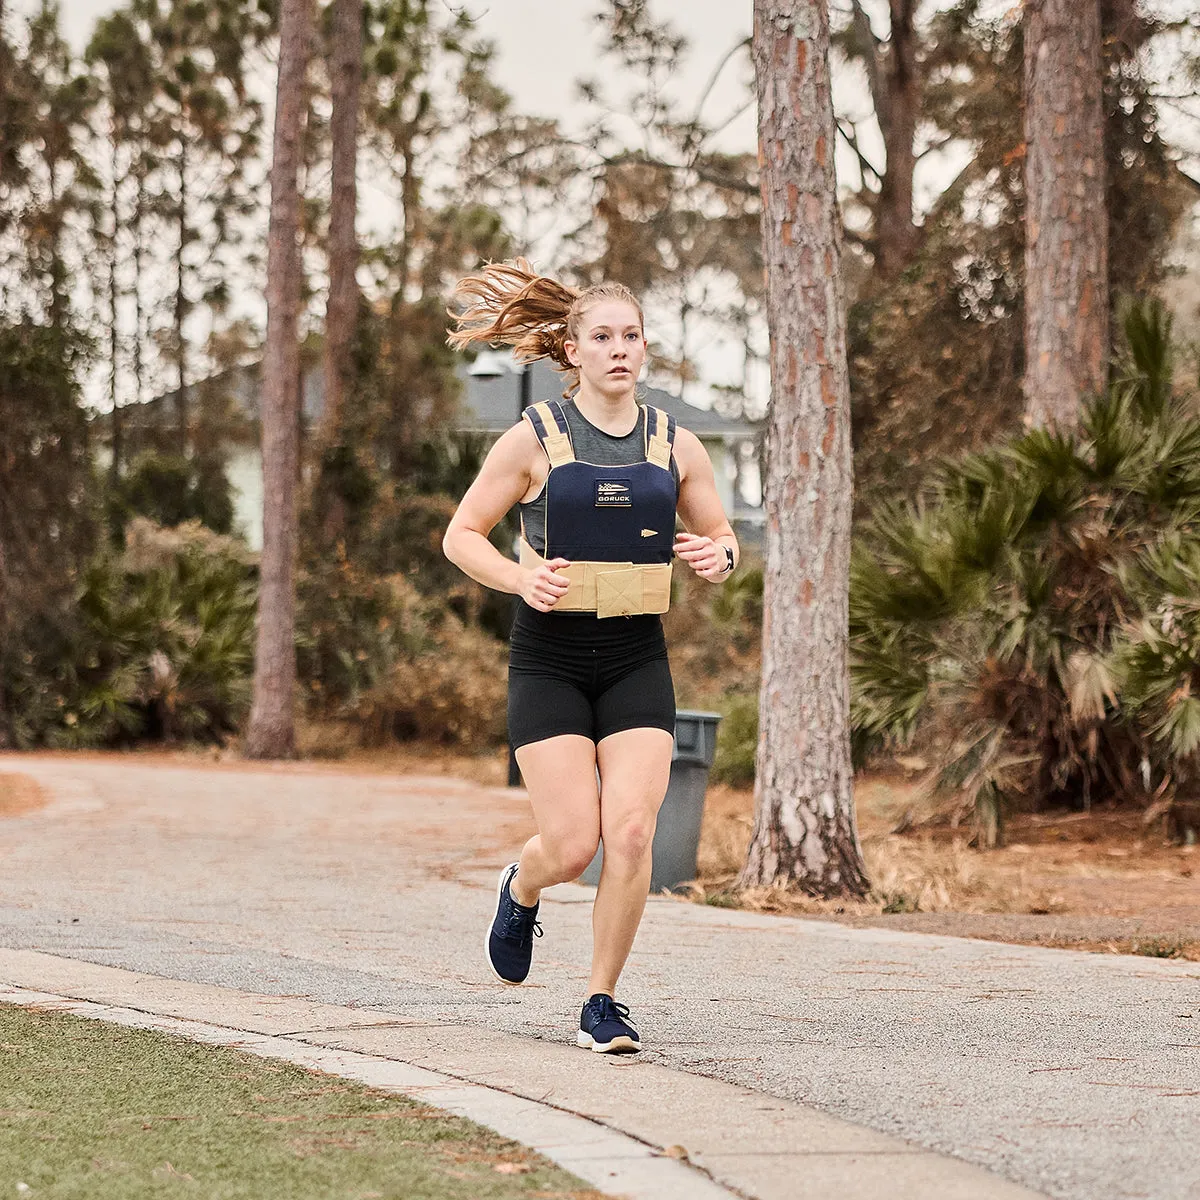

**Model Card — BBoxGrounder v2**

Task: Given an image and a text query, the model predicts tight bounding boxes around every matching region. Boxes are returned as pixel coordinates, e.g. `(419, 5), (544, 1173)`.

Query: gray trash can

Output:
(580, 710), (723, 893)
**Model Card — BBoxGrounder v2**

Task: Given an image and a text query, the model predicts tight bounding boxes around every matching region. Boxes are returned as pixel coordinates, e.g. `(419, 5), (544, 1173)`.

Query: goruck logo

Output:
(595, 480), (632, 508)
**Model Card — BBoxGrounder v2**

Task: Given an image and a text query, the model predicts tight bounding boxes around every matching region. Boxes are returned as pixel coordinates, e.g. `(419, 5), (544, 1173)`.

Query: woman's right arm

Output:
(442, 422), (571, 612)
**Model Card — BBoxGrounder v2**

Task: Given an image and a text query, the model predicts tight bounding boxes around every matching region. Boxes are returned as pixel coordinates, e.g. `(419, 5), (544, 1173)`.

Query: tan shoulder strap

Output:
(525, 400), (576, 468)
(644, 405), (674, 471)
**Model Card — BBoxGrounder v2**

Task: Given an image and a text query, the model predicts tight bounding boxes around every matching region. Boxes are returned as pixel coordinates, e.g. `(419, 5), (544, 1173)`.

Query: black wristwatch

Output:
(717, 545), (734, 575)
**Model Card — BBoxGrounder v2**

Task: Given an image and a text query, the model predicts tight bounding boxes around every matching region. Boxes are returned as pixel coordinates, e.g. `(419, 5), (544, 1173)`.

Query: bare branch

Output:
(836, 118), (883, 186)
(1173, 163), (1200, 197)
(850, 0), (886, 135)
(689, 36), (752, 135)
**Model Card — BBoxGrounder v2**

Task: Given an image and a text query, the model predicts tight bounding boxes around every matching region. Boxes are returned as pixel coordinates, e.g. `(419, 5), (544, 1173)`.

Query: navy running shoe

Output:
(577, 993), (641, 1053)
(485, 862), (542, 984)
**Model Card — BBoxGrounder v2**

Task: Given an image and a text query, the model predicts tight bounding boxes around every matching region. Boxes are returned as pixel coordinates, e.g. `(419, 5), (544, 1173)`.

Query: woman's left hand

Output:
(673, 532), (729, 581)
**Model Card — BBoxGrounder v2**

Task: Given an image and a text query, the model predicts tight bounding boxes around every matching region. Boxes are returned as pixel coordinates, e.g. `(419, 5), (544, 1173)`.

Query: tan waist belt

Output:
(519, 540), (672, 618)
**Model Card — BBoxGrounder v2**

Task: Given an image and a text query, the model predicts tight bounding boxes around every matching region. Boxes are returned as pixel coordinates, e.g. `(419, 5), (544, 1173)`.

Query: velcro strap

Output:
(518, 540), (672, 616)
(644, 406), (675, 470)
(595, 567), (642, 619)
(646, 434), (672, 470)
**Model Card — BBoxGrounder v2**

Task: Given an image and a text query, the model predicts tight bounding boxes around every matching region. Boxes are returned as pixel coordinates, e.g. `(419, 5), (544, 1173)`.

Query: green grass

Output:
(0, 1005), (600, 1200)
(1129, 937), (1188, 959)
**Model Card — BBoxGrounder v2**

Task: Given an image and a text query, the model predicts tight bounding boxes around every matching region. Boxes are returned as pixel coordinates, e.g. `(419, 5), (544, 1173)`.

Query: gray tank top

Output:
(520, 399), (680, 554)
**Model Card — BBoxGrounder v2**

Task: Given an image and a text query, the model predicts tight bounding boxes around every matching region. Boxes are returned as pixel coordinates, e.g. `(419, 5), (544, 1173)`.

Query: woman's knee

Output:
(602, 813), (657, 866)
(541, 829), (600, 880)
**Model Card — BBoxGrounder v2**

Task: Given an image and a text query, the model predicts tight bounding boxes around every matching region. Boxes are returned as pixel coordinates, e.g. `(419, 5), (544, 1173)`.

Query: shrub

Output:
(106, 451), (236, 539)
(850, 298), (1200, 842)
(296, 554), (507, 749)
(710, 692), (759, 787)
(2, 519), (256, 748)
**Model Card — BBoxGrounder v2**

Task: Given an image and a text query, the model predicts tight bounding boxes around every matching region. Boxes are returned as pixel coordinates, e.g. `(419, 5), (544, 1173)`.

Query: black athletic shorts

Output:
(507, 602), (676, 751)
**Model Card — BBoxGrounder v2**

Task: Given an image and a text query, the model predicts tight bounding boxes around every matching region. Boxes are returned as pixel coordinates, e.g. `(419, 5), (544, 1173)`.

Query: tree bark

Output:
(739, 0), (869, 898)
(1023, 0), (1108, 431)
(322, 0), (361, 443)
(246, 0), (311, 760)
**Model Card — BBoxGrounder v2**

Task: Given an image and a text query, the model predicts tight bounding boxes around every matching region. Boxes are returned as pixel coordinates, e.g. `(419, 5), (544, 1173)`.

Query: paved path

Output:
(1, 755), (1198, 1200)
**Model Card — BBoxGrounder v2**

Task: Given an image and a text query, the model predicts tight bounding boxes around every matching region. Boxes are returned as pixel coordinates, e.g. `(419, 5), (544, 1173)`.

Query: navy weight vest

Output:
(522, 400), (678, 565)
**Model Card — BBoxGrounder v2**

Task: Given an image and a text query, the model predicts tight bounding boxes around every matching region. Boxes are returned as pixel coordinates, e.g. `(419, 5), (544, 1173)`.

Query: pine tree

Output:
(322, 0), (362, 448)
(131, 0), (270, 453)
(1023, 0), (1109, 431)
(246, 0), (311, 759)
(740, 0), (869, 897)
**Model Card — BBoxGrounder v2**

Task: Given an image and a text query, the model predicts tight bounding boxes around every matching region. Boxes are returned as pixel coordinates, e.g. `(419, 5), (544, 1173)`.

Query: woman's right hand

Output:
(521, 558), (572, 612)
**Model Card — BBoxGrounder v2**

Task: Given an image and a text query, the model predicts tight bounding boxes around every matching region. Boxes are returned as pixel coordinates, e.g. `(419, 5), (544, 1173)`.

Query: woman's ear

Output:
(564, 338), (579, 368)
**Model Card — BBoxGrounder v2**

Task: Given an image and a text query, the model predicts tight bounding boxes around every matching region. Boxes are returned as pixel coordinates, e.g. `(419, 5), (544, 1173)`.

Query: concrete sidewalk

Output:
(1, 754), (1198, 1200)
(0, 950), (1040, 1200)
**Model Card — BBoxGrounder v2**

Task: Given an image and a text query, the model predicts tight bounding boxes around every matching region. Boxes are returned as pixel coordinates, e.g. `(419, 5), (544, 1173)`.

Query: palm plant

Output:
(7, 518), (258, 749)
(851, 297), (1199, 843)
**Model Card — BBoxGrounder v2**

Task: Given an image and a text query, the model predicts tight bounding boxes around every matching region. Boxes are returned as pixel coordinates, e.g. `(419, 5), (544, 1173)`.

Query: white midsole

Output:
(484, 863), (524, 986)
(577, 1029), (641, 1053)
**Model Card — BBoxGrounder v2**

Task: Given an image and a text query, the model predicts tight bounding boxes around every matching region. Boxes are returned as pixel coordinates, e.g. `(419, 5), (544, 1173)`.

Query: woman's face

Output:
(565, 300), (646, 396)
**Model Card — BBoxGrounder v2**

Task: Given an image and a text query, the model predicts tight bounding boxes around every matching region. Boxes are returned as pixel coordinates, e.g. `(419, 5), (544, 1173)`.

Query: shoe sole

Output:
(576, 1030), (641, 1054)
(484, 863), (526, 986)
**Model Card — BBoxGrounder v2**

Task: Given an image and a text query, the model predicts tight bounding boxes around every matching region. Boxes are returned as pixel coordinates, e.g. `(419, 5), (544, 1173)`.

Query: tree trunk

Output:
(175, 142), (189, 454)
(322, 0), (361, 440)
(875, 0), (920, 275)
(246, 0), (311, 760)
(132, 153), (145, 408)
(108, 133), (122, 481)
(1023, 0), (1108, 431)
(739, 0), (869, 898)
(848, 0), (921, 276)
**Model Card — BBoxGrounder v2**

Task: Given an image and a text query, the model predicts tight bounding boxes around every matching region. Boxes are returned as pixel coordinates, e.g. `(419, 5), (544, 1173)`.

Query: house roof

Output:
(113, 355), (760, 443)
(456, 354), (760, 440)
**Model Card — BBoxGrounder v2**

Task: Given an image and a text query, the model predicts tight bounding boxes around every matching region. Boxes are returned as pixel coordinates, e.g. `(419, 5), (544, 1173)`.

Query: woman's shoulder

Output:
(668, 423), (707, 480)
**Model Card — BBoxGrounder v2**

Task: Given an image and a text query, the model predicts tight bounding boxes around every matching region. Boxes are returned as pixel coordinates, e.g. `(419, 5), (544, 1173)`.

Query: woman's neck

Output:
(573, 380), (639, 436)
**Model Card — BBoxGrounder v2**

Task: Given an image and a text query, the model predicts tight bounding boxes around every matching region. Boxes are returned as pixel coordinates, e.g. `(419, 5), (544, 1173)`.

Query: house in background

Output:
(113, 354), (764, 551)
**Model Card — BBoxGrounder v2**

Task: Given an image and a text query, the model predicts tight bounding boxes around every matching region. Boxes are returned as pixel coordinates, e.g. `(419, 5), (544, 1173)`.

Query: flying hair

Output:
(447, 258), (644, 398)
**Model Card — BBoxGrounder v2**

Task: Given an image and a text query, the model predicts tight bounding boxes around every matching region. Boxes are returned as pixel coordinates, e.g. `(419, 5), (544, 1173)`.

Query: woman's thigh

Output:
(595, 726), (674, 849)
(515, 733), (601, 852)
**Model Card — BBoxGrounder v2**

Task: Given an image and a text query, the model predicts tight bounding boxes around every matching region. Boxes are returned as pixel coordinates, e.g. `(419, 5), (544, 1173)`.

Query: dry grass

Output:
(293, 719), (509, 785)
(689, 773), (1196, 924)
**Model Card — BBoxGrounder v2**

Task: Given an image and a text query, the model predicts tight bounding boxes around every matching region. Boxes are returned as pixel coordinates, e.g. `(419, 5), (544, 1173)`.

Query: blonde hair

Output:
(447, 258), (644, 398)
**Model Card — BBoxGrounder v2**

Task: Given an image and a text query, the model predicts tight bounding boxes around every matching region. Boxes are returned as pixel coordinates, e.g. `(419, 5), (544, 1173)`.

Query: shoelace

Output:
(504, 901), (543, 946)
(590, 995), (632, 1026)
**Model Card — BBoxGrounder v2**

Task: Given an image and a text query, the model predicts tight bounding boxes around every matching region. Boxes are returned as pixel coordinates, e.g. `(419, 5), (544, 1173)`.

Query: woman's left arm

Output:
(672, 427), (740, 583)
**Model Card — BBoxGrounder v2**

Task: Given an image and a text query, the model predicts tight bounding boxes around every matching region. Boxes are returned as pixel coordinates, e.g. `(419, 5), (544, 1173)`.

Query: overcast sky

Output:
(24, 0), (1200, 410)
(54, 0), (760, 140)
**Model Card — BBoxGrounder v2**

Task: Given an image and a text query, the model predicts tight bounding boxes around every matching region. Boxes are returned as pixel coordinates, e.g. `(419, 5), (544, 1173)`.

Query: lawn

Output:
(0, 1004), (600, 1200)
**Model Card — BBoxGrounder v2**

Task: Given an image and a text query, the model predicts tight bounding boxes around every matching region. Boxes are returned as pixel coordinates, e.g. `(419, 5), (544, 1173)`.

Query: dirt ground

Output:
(3, 747), (1198, 962)
(696, 774), (1200, 961)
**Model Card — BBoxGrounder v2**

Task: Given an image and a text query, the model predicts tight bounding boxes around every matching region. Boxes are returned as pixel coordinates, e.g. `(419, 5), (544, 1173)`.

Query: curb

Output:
(0, 949), (1048, 1200)
(0, 981), (734, 1200)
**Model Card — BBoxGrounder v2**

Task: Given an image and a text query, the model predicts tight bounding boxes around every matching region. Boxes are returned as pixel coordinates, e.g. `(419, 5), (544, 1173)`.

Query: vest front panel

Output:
(544, 459), (676, 565)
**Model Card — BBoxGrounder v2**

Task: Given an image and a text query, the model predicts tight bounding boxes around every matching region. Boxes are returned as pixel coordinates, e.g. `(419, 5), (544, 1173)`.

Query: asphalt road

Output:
(1, 754), (1197, 1200)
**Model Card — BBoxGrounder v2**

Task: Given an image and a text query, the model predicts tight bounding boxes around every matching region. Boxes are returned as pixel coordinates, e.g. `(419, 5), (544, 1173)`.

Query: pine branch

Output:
(836, 118), (883, 186)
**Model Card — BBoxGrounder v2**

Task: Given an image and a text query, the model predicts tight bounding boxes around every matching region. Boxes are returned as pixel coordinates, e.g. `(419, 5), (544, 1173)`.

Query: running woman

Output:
(442, 260), (738, 1053)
